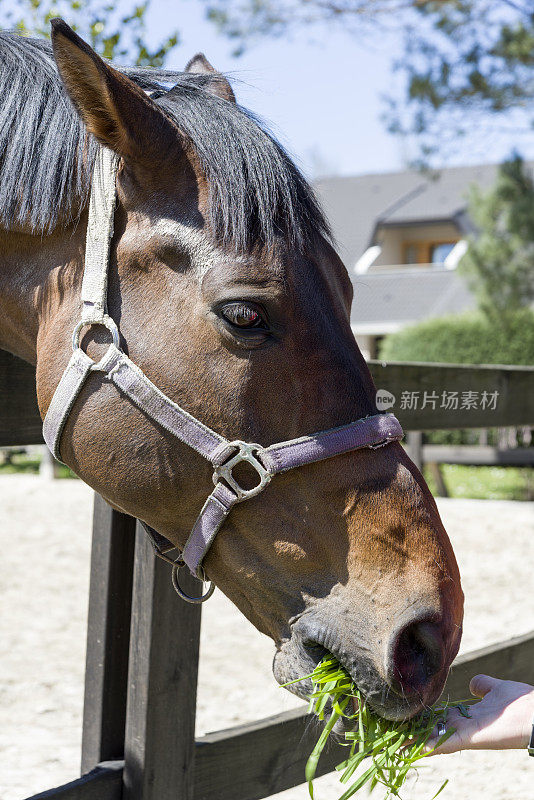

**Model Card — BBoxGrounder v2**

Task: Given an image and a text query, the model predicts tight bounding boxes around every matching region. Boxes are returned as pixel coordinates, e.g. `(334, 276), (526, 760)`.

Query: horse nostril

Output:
(389, 619), (444, 694)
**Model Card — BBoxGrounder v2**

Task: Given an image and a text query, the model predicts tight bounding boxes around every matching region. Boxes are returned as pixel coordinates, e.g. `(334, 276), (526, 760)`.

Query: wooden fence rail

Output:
(422, 444), (534, 466)
(1, 351), (533, 444)
(1, 349), (533, 800)
(0, 351), (42, 445)
(368, 360), (534, 430)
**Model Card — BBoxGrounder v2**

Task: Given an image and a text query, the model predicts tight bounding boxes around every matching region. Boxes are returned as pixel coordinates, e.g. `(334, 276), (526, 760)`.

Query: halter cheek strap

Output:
(43, 147), (404, 598)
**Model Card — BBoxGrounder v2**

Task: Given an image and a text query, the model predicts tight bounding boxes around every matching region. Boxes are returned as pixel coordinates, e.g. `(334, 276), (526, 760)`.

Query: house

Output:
(314, 163), (510, 359)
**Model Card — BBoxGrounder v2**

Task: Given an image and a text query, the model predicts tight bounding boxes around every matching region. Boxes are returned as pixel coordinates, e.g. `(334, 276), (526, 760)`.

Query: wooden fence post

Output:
(426, 462), (449, 497)
(123, 522), (202, 800)
(81, 496), (136, 773)
(406, 431), (423, 471)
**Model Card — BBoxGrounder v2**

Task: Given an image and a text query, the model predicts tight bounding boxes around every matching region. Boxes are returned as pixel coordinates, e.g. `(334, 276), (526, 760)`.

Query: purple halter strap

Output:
(42, 147), (404, 601)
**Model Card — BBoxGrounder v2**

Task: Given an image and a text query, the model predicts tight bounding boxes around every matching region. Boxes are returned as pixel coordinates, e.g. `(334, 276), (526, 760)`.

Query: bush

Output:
(379, 309), (534, 366)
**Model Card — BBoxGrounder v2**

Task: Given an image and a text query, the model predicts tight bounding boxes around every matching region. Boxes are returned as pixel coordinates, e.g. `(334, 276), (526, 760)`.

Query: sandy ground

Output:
(1, 474), (534, 800)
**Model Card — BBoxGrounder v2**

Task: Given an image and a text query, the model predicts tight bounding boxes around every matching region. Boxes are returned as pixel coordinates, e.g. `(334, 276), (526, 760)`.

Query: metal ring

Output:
(171, 563), (215, 604)
(72, 316), (120, 352)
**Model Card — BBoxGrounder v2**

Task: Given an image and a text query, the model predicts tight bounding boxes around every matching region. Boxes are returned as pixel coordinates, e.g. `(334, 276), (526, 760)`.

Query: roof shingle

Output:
(351, 268), (475, 334)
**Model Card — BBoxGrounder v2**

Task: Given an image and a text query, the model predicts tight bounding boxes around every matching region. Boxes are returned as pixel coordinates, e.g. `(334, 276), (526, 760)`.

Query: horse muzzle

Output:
(273, 602), (462, 722)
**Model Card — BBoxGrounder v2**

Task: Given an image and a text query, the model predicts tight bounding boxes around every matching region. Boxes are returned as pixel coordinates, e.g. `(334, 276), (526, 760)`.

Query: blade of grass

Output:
(305, 696), (349, 785)
(432, 779), (449, 799)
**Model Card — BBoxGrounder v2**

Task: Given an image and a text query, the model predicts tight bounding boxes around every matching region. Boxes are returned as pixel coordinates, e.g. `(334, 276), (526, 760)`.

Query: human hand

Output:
(426, 674), (534, 754)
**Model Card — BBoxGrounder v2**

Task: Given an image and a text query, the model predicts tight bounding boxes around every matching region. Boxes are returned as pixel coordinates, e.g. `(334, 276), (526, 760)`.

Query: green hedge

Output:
(379, 309), (534, 366)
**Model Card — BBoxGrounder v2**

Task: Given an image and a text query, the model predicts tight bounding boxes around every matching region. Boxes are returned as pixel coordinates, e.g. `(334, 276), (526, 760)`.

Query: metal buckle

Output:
(171, 561), (215, 604)
(72, 315), (120, 352)
(213, 441), (272, 502)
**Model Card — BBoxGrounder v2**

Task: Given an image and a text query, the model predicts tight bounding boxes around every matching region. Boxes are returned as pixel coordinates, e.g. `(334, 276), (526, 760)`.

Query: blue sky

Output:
(143, 0), (534, 180)
(145, 1), (411, 179)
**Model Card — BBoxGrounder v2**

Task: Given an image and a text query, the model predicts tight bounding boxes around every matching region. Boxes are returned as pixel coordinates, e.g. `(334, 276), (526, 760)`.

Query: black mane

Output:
(0, 33), (329, 251)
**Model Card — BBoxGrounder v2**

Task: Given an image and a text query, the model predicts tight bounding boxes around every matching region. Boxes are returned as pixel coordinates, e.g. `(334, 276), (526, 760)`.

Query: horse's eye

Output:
(221, 302), (263, 328)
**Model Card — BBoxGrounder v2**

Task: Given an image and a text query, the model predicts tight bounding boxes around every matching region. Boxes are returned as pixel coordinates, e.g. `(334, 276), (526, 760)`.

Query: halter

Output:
(43, 148), (404, 603)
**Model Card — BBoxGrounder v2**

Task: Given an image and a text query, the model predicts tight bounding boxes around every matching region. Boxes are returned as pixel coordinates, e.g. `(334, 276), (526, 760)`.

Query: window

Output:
(403, 240), (457, 266)
(430, 242), (456, 263)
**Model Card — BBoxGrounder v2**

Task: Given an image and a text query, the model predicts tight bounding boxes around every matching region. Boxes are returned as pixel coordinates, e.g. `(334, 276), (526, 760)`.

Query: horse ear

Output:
(185, 52), (236, 103)
(50, 18), (179, 163)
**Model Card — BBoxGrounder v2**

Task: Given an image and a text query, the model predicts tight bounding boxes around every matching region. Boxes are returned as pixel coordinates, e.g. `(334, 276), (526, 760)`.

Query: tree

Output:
(1, 0), (178, 66)
(386, 1), (534, 165)
(459, 154), (534, 324)
(203, 0), (534, 163)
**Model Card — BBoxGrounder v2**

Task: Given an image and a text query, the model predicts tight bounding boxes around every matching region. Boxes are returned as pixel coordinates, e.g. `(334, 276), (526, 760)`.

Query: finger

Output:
(423, 709), (462, 755)
(469, 674), (499, 698)
(425, 728), (461, 756)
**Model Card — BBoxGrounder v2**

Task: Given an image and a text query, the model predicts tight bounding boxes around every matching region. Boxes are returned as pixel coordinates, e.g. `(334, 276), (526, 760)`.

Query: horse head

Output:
(18, 21), (463, 720)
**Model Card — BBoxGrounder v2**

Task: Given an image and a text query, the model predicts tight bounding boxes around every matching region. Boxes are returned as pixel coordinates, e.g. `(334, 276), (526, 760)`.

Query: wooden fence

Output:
(1, 350), (533, 800)
(421, 444), (534, 466)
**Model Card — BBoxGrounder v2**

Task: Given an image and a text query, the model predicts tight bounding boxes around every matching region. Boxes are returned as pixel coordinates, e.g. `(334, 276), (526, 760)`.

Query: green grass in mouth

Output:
(282, 655), (474, 800)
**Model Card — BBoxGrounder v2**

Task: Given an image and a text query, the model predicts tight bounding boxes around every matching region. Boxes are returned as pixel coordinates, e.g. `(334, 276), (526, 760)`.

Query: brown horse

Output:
(0, 21), (462, 721)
